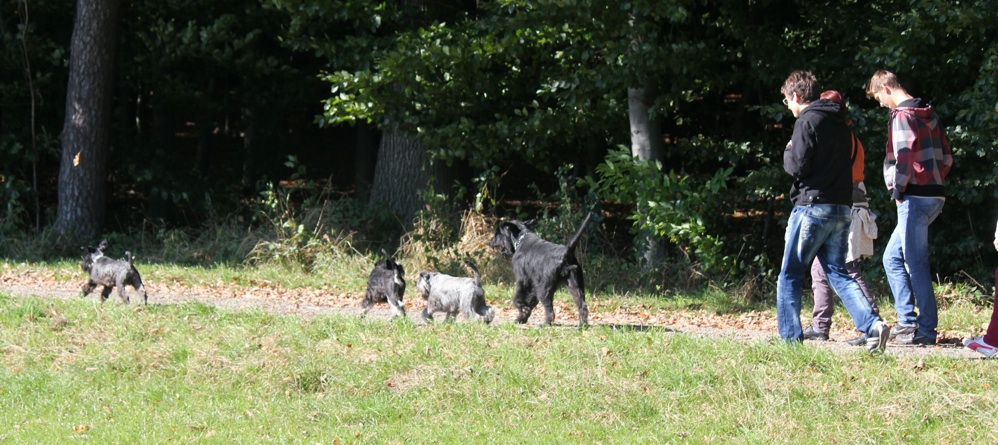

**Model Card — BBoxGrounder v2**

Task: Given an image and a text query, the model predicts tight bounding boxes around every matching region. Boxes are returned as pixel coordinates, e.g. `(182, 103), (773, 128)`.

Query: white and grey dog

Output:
(416, 259), (494, 323)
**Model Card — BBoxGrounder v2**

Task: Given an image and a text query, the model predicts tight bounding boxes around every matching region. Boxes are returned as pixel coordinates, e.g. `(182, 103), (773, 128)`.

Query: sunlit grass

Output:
(1, 294), (997, 444)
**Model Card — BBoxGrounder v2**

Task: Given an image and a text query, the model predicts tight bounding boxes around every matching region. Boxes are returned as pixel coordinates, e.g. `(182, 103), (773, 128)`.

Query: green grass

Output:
(2, 294), (997, 444)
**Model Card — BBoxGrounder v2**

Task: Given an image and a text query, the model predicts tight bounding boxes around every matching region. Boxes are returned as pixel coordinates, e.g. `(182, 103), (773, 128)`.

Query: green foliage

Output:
(594, 147), (733, 274)
(247, 156), (360, 271)
(3, 0), (998, 288)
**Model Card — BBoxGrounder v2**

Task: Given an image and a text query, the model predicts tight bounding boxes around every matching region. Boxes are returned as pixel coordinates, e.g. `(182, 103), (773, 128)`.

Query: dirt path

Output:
(0, 268), (981, 360)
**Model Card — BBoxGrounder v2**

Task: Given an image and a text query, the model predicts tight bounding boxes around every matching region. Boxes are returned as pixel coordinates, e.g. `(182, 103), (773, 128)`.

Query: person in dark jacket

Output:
(802, 90), (881, 346)
(776, 70), (890, 353)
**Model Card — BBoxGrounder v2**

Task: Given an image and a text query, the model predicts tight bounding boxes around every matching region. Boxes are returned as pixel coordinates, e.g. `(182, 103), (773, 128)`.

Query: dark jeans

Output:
(809, 258), (879, 335)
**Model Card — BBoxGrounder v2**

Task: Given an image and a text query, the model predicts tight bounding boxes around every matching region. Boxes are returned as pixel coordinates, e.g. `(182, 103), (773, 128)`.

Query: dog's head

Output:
(489, 220), (532, 258)
(415, 271), (438, 298)
(80, 239), (109, 272)
(374, 249), (406, 287)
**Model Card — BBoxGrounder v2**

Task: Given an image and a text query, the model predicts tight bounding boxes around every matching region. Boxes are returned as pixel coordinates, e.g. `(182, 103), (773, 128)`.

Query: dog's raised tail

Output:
(564, 212), (595, 254)
(463, 258), (481, 287)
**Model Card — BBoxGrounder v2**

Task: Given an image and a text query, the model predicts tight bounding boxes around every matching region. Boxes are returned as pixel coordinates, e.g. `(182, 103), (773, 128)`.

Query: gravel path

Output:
(1, 269), (983, 360)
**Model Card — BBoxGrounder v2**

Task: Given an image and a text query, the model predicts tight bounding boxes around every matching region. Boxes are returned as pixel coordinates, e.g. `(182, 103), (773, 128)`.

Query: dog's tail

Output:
(564, 212), (595, 255)
(463, 258), (481, 287)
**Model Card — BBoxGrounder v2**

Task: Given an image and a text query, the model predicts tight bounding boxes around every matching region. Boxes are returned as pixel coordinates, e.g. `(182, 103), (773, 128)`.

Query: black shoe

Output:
(889, 324), (916, 340)
(895, 332), (936, 345)
(803, 326), (829, 341)
(846, 333), (868, 346)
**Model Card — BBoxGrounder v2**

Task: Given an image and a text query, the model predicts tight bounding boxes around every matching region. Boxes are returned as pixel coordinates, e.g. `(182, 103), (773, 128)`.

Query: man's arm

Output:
(889, 111), (917, 201)
(784, 121), (815, 178)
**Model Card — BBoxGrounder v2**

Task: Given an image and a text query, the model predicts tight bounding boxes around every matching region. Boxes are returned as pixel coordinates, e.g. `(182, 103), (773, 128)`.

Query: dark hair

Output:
(781, 70), (821, 103)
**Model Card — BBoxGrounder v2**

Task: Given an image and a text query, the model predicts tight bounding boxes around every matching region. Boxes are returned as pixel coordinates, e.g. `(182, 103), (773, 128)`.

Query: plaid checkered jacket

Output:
(884, 103), (953, 201)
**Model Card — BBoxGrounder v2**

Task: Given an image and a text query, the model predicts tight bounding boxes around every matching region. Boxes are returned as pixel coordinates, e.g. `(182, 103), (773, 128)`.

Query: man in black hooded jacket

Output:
(775, 70), (890, 353)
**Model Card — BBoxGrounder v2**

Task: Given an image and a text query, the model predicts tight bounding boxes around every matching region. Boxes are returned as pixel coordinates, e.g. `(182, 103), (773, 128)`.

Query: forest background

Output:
(1, 0), (996, 299)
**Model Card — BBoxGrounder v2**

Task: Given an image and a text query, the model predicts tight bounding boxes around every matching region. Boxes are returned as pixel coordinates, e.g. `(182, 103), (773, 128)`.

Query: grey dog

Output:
(489, 212), (593, 327)
(416, 259), (494, 323)
(81, 239), (148, 304)
(361, 249), (407, 319)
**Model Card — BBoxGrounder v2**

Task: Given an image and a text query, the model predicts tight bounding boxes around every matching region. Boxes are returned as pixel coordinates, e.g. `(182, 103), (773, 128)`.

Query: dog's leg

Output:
(130, 275), (147, 304)
(538, 287), (557, 325)
(566, 266), (589, 327)
(387, 294), (406, 319)
(137, 284), (148, 304)
(100, 286), (113, 302)
(421, 300), (437, 322)
(116, 280), (130, 304)
(359, 297), (374, 317)
(82, 281), (97, 297)
(512, 282), (536, 323)
(480, 306), (495, 324)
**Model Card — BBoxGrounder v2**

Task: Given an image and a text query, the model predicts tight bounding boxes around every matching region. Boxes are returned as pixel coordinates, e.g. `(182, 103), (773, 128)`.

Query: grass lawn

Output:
(2, 292), (997, 444)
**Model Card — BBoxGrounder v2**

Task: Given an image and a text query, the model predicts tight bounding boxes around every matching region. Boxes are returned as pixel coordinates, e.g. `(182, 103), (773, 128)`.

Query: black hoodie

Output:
(783, 98), (853, 206)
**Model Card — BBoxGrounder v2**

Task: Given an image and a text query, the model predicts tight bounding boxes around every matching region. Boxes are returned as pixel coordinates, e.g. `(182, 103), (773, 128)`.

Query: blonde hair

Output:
(865, 70), (902, 98)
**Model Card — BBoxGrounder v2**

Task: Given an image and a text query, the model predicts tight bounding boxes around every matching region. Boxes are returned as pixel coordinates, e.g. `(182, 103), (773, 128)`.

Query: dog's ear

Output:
(97, 239), (108, 250)
(500, 221), (518, 234)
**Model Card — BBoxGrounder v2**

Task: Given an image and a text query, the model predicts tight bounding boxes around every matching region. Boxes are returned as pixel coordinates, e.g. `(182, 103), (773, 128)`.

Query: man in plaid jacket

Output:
(866, 70), (954, 345)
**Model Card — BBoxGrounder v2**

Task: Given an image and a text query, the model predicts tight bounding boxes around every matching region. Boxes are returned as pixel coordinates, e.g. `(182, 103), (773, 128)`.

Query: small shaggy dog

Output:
(416, 259), (494, 323)
(489, 212), (593, 327)
(360, 249), (407, 319)
(81, 239), (148, 304)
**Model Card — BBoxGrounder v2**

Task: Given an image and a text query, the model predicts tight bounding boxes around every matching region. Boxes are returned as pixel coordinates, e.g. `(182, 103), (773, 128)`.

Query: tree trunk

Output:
(627, 80), (665, 267)
(369, 124), (454, 226)
(354, 121), (379, 202)
(53, 0), (121, 240)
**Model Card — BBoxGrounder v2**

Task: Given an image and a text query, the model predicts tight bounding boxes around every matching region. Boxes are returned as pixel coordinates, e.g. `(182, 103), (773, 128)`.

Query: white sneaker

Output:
(963, 336), (997, 358)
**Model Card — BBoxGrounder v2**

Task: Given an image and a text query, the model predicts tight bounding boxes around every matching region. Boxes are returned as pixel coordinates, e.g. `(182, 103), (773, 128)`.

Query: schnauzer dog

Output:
(360, 249), (407, 319)
(416, 259), (494, 324)
(489, 212), (594, 327)
(81, 239), (148, 304)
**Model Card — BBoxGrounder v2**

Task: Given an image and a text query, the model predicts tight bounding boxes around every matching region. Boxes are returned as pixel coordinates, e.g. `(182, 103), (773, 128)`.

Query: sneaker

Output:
(866, 321), (890, 353)
(895, 332), (936, 345)
(803, 325), (829, 341)
(963, 337), (997, 358)
(889, 324), (915, 340)
(845, 333), (868, 347)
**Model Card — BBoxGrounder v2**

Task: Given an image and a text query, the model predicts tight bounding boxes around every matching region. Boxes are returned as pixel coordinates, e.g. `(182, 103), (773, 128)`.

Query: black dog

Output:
(360, 249), (407, 319)
(81, 239), (148, 304)
(489, 212), (594, 327)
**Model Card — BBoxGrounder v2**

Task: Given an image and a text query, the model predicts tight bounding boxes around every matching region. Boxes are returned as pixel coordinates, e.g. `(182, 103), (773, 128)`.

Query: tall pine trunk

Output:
(54, 0), (121, 240)
(628, 79), (665, 267)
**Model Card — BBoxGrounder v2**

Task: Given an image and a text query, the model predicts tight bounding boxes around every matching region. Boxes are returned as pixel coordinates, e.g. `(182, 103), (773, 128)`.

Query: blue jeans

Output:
(883, 196), (945, 341)
(777, 204), (881, 341)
